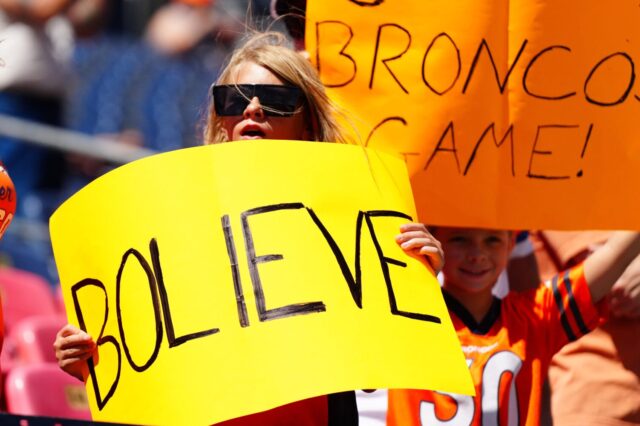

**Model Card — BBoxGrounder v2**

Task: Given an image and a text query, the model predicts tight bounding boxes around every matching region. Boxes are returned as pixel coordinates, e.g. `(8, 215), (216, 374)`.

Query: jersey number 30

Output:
(420, 351), (523, 425)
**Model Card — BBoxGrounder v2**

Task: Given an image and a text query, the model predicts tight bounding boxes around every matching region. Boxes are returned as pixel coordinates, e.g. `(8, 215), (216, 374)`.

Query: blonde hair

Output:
(204, 32), (349, 144)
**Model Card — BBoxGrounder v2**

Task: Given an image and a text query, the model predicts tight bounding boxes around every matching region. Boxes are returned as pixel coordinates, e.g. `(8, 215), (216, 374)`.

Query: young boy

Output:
(388, 227), (640, 425)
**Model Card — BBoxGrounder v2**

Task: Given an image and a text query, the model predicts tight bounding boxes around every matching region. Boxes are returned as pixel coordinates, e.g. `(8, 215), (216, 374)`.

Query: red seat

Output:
(0, 267), (56, 333)
(0, 334), (18, 378)
(10, 314), (67, 365)
(54, 284), (67, 315)
(4, 363), (91, 419)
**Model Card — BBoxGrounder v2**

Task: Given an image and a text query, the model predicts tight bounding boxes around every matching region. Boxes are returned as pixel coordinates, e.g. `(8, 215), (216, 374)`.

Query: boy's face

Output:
(433, 227), (514, 296)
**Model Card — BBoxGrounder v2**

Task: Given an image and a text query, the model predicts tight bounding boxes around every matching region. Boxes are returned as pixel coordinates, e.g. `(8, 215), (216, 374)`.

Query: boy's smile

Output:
(459, 266), (493, 279)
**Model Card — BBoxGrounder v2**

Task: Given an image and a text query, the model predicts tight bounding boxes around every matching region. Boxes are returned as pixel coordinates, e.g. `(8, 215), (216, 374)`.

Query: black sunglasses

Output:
(212, 84), (303, 117)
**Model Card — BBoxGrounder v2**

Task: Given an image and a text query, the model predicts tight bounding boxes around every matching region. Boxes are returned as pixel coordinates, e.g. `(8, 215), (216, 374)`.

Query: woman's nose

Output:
(242, 96), (265, 120)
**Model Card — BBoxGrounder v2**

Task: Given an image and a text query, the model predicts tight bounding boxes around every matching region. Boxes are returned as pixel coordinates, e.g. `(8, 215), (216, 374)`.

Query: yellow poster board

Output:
(307, 0), (640, 230)
(50, 141), (473, 425)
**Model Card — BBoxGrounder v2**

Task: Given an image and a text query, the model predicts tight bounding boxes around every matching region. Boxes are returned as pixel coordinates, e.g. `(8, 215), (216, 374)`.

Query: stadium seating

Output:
(9, 314), (67, 365)
(4, 363), (91, 420)
(0, 267), (56, 333)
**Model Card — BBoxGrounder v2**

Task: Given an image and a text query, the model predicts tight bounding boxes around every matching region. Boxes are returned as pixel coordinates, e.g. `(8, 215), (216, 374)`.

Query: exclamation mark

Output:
(577, 123), (593, 178)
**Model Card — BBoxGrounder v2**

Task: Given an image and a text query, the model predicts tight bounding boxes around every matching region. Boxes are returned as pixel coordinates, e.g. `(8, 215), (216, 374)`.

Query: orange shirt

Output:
(388, 265), (603, 426)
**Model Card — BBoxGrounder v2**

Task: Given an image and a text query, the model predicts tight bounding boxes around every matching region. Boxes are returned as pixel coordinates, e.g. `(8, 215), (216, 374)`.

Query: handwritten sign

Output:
(307, 0), (640, 230)
(50, 141), (473, 425)
(0, 164), (16, 239)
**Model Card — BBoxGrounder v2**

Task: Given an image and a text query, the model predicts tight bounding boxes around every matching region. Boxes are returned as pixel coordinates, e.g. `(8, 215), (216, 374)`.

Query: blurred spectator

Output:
(0, 0), (93, 221)
(0, 0), (282, 285)
(65, 0), (250, 159)
(0, 0), (105, 282)
(533, 231), (640, 426)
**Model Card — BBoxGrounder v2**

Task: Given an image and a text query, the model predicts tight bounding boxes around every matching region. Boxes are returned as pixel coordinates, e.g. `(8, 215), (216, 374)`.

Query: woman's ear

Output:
(222, 128), (230, 142)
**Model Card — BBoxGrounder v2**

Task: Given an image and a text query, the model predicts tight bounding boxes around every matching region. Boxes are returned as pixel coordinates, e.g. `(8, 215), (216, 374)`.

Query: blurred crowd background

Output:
(0, 0), (281, 285)
(0, 2), (637, 425)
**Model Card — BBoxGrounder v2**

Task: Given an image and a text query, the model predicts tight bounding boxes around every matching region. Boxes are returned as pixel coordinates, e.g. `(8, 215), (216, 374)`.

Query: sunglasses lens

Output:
(213, 86), (247, 116)
(255, 85), (301, 116)
(212, 85), (302, 117)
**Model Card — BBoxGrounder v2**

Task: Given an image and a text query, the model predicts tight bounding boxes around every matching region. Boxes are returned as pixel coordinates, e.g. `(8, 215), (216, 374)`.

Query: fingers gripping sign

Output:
(397, 222), (444, 275)
(54, 324), (98, 381)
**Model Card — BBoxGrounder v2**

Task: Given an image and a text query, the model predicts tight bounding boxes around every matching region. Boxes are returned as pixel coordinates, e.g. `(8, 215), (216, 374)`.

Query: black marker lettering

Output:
(72, 279), (121, 410)
(151, 238), (220, 347)
(424, 121), (461, 173)
(349, 0), (384, 6)
(315, 21), (357, 88)
(365, 116), (407, 147)
(306, 208), (366, 308)
(464, 123), (515, 176)
(116, 249), (162, 372)
(584, 52), (635, 106)
(222, 215), (249, 327)
(523, 45), (576, 100)
(527, 124), (578, 180)
(422, 32), (461, 95)
(577, 123), (594, 177)
(242, 203), (326, 322)
(369, 23), (412, 93)
(365, 211), (441, 323)
(463, 38), (528, 94)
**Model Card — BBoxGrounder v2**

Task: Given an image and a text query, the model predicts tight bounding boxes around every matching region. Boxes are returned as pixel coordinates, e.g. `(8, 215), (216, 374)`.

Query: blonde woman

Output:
(54, 31), (443, 425)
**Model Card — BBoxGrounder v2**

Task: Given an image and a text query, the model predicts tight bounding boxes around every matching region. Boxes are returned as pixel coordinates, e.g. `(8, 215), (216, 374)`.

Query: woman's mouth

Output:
(239, 125), (266, 139)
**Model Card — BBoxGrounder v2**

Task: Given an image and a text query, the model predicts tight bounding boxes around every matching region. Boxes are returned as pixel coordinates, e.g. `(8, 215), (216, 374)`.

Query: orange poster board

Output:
(307, 0), (640, 230)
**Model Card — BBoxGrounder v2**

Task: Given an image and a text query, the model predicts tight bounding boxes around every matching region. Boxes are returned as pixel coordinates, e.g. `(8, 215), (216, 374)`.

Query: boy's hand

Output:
(396, 223), (444, 275)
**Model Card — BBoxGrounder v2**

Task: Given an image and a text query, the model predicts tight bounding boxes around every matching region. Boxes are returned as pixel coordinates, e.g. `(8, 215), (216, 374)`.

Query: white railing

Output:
(0, 114), (157, 164)
(0, 114), (160, 243)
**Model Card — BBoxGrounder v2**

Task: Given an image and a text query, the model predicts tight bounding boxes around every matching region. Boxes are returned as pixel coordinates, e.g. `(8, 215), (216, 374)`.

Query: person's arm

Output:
(609, 252), (640, 318)
(396, 222), (444, 275)
(506, 231), (540, 292)
(53, 323), (97, 381)
(583, 231), (640, 303)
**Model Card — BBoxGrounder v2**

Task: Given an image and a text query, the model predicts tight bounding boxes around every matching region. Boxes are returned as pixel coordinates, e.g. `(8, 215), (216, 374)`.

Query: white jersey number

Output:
(420, 351), (522, 425)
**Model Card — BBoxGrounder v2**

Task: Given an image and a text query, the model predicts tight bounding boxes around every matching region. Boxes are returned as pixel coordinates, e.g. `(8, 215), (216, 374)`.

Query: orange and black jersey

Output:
(388, 264), (605, 426)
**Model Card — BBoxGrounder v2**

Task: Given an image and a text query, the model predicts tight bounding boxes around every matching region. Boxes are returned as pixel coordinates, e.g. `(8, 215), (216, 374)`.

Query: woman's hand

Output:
(396, 222), (444, 275)
(53, 324), (97, 381)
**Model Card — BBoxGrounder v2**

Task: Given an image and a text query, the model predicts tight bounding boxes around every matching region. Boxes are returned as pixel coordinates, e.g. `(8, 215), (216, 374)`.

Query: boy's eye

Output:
(486, 236), (504, 245)
(449, 236), (467, 244)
